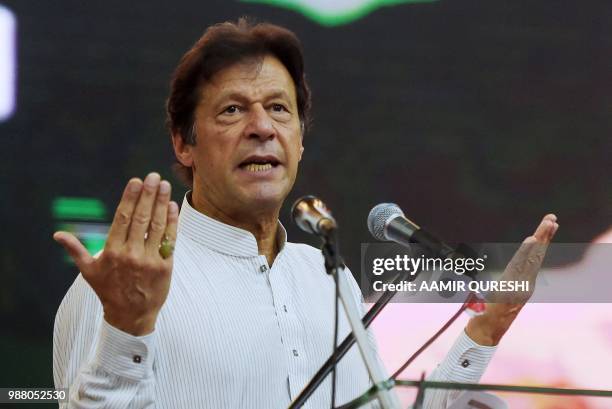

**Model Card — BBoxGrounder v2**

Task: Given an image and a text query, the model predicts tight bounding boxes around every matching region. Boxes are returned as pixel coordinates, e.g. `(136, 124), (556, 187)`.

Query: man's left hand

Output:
(465, 214), (559, 346)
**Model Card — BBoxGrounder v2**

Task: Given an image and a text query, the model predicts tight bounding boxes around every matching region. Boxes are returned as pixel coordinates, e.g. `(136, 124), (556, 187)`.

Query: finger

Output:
(146, 180), (172, 252)
(161, 201), (179, 263)
(493, 236), (539, 303)
(127, 172), (161, 248)
(533, 216), (557, 244)
(106, 178), (143, 249)
(525, 235), (548, 270)
(550, 222), (559, 240)
(527, 217), (560, 270)
(506, 227), (553, 283)
(507, 235), (538, 274)
(498, 216), (559, 303)
(53, 231), (94, 275)
(507, 213), (557, 269)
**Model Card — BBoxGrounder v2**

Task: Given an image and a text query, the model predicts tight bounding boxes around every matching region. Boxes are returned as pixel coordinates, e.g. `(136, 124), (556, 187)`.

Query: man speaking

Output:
(52, 19), (558, 408)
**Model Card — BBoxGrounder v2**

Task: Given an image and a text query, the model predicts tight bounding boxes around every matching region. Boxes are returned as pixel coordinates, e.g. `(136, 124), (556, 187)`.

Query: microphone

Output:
(291, 195), (337, 236)
(368, 203), (476, 259)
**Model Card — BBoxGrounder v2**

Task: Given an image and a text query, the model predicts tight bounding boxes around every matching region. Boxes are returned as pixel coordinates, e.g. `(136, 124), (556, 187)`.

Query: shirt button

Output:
(133, 355), (142, 364)
(283, 305), (288, 312)
(461, 359), (470, 368)
(259, 265), (268, 273)
(292, 349), (299, 357)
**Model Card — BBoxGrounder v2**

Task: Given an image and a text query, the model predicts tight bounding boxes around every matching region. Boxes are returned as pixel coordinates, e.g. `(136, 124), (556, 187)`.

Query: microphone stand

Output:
(288, 271), (408, 409)
(336, 378), (612, 409)
(317, 232), (401, 409)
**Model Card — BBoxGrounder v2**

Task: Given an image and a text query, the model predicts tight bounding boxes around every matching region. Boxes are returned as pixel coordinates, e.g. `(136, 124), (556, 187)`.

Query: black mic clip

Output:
(321, 235), (345, 273)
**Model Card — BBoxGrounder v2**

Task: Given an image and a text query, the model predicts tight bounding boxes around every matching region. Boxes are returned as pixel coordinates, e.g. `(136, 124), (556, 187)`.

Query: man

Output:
(53, 19), (558, 408)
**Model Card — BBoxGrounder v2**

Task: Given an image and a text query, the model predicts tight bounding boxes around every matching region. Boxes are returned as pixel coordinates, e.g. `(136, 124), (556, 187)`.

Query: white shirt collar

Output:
(178, 193), (287, 257)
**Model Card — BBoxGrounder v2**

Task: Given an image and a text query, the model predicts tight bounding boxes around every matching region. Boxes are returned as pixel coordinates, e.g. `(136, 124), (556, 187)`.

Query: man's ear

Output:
(172, 132), (194, 167)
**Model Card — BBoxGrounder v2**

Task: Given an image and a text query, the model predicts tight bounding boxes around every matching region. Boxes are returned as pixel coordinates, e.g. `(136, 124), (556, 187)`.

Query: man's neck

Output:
(190, 192), (281, 265)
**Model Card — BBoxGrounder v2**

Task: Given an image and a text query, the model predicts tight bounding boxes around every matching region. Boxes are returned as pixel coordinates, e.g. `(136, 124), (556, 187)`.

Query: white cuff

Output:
(434, 329), (497, 383)
(94, 319), (156, 381)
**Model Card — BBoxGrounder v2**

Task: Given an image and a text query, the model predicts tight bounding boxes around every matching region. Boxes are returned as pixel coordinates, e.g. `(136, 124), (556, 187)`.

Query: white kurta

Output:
(53, 195), (496, 408)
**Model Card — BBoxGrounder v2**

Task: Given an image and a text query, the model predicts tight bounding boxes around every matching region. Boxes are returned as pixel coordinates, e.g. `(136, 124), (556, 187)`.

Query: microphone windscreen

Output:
(367, 203), (404, 241)
(291, 195), (336, 235)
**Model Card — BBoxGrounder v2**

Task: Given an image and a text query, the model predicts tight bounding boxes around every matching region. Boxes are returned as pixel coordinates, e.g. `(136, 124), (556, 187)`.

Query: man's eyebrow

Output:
(213, 89), (294, 105)
(212, 91), (248, 104)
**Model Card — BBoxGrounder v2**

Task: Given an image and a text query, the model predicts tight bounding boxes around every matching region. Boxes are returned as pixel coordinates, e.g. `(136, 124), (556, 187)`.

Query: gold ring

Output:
(159, 235), (175, 259)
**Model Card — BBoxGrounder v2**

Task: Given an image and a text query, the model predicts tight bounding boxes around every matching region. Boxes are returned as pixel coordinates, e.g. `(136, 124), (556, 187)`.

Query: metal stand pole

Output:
(333, 266), (401, 409)
(320, 236), (401, 409)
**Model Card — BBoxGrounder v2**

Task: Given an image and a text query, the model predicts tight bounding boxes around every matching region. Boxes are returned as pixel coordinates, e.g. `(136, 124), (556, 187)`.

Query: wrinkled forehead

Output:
(197, 55), (297, 107)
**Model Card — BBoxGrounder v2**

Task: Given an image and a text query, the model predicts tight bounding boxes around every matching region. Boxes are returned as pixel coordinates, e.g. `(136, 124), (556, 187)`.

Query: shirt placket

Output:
(261, 254), (307, 400)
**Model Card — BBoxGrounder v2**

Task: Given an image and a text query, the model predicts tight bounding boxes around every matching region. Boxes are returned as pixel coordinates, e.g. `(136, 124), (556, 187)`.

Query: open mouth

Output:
(238, 157), (281, 173)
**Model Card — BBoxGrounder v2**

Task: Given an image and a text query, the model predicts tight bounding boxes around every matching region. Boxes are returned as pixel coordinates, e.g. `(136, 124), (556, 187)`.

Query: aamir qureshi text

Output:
(372, 279), (530, 294)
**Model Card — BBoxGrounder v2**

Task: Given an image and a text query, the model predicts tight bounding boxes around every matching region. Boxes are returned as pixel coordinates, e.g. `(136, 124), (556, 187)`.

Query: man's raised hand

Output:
(466, 214), (559, 345)
(492, 213), (559, 304)
(53, 172), (178, 336)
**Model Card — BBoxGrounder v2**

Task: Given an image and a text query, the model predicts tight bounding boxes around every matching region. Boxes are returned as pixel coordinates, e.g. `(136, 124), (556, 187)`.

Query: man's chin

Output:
(236, 187), (288, 213)
(245, 194), (285, 209)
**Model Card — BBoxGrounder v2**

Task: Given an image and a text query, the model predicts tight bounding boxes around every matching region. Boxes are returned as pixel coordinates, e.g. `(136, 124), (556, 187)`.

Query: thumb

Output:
(53, 231), (94, 273)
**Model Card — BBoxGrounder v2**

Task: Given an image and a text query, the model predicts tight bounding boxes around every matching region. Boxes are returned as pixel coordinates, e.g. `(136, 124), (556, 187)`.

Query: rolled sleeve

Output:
(94, 320), (157, 381)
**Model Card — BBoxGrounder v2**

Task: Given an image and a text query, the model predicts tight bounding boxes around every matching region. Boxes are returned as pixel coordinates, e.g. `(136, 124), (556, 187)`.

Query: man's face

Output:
(181, 55), (304, 214)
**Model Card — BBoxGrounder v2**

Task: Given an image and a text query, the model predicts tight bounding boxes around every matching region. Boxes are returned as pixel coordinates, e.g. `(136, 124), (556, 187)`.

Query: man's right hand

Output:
(54, 172), (179, 336)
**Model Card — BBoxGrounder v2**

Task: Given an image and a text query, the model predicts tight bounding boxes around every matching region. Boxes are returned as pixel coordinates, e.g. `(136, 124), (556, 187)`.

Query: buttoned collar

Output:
(177, 193), (287, 257)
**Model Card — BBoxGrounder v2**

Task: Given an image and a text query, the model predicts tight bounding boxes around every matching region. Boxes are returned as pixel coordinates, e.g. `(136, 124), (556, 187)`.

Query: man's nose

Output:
(243, 104), (275, 141)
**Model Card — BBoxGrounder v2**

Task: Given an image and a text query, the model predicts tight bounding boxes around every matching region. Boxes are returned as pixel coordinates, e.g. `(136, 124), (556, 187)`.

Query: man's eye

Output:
(272, 104), (287, 112)
(224, 105), (240, 114)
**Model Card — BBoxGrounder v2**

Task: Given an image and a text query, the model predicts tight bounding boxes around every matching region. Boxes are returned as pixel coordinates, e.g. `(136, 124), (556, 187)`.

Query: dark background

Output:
(0, 0), (610, 401)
